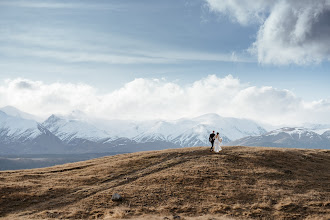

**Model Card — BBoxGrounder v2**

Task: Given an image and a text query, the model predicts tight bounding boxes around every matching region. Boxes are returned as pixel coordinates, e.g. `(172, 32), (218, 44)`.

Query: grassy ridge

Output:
(0, 146), (329, 219)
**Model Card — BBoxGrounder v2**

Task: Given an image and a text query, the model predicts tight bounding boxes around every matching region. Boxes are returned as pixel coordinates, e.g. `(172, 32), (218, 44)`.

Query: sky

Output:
(0, 0), (330, 126)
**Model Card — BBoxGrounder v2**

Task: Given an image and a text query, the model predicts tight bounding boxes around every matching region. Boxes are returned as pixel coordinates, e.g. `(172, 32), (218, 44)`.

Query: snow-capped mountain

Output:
(42, 113), (111, 145)
(129, 113), (266, 146)
(191, 114), (267, 140)
(229, 127), (330, 149)
(302, 123), (330, 135)
(0, 106), (42, 122)
(0, 111), (40, 142)
(0, 111), (64, 154)
(0, 108), (269, 154)
(4, 106), (329, 154)
(171, 124), (230, 147)
(321, 130), (330, 140)
(91, 119), (158, 139)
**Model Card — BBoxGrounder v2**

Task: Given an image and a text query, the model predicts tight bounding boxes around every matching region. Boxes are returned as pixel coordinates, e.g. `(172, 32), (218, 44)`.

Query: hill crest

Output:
(0, 146), (329, 219)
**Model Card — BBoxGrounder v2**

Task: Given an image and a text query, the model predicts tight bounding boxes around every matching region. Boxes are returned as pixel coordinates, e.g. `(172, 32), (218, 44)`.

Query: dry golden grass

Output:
(0, 146), (329, 219)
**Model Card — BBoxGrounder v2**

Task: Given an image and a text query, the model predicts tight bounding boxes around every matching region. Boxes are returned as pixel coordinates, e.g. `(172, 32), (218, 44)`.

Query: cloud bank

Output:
(206, 0), (330, 65)
(1, 76), (329, 126)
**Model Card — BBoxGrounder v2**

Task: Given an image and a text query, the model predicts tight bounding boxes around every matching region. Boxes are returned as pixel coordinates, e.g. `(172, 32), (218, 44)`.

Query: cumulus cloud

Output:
(206, 0), (330, 65)
(0, 78), (97, 117)
(206, 0), (275, 25)
(0, 76), (329, 125)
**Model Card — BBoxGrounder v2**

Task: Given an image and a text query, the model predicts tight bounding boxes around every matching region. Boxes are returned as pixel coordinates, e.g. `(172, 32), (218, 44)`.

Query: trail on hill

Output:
(0, 146), (329, 219)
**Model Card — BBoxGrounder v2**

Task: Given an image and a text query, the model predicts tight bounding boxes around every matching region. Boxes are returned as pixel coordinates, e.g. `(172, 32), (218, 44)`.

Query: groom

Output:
(209, 131), (215, 152)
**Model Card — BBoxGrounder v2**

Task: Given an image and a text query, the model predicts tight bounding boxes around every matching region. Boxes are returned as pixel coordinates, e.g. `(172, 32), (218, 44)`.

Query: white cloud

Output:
(0, 78), (97, 117)
(206, 0), (330, 65)
(206, 0), (275, 25)
(1, 76), (329, 125)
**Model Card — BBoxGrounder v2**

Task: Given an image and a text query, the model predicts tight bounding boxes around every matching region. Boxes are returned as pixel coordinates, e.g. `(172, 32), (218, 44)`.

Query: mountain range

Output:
(0, 110), (64, 154)
(0, 106), (329, 154)
(229, 127), (330, 149)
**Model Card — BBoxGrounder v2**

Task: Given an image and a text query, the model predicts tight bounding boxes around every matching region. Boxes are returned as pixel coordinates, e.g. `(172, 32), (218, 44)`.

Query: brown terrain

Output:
(0, 146), (329, 220)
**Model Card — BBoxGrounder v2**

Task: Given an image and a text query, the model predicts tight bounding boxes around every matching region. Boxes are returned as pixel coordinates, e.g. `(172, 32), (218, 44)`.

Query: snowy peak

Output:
(321, 130), (330, 139)
(42, 114), (111, 143)
(172, 124), (227, 147)
(302, 123), (330, 135)
(0, 110), (42, 140)
(193, 114), (267, 141)
(130, 113), (266, 147)
(266, 127), (322, 140)
(230, 127), (330, 149)
(2, 106), (330, 153)
(0, 111), (65, 154)
(192, 114), (267, 140)
(45, 114), (62, 124)
(0, 106), (41, 121)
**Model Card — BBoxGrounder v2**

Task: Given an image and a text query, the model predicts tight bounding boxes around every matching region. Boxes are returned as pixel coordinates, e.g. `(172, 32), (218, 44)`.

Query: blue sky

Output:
(0, 0), (330, 124)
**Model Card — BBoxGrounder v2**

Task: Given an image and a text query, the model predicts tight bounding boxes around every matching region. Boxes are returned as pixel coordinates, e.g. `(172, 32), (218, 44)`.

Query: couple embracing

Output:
(209, 131), (222, 153)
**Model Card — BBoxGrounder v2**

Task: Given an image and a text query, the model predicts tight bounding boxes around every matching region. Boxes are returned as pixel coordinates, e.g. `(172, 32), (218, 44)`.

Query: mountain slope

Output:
(39, 112), (267, 152)
(229, 127), (330, 149)
(0, 146), (329, 219)
(0, 105), (41, 121)
(322, 130), (330, 140)
(130, 113), (266, 146)
(0, 111), (65, 154)
(192, 113), (267, 140)
(42, 114), (111, 144)
(303, 122), (330, 135)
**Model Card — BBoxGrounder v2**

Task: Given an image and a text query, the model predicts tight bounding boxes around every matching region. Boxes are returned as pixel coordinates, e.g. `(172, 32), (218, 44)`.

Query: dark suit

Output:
(209, 133), (215, 150)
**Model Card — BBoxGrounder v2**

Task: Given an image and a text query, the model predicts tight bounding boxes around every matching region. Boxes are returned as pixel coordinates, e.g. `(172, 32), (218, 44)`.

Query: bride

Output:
(214, 132), (222, 153)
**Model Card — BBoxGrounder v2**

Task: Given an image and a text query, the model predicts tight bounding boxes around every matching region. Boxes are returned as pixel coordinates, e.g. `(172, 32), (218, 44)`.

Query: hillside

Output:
(0, 146), (329, 219)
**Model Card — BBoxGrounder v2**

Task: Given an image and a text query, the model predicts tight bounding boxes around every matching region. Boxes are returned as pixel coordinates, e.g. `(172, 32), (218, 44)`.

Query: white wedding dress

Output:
(214, 135), (222, 153)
